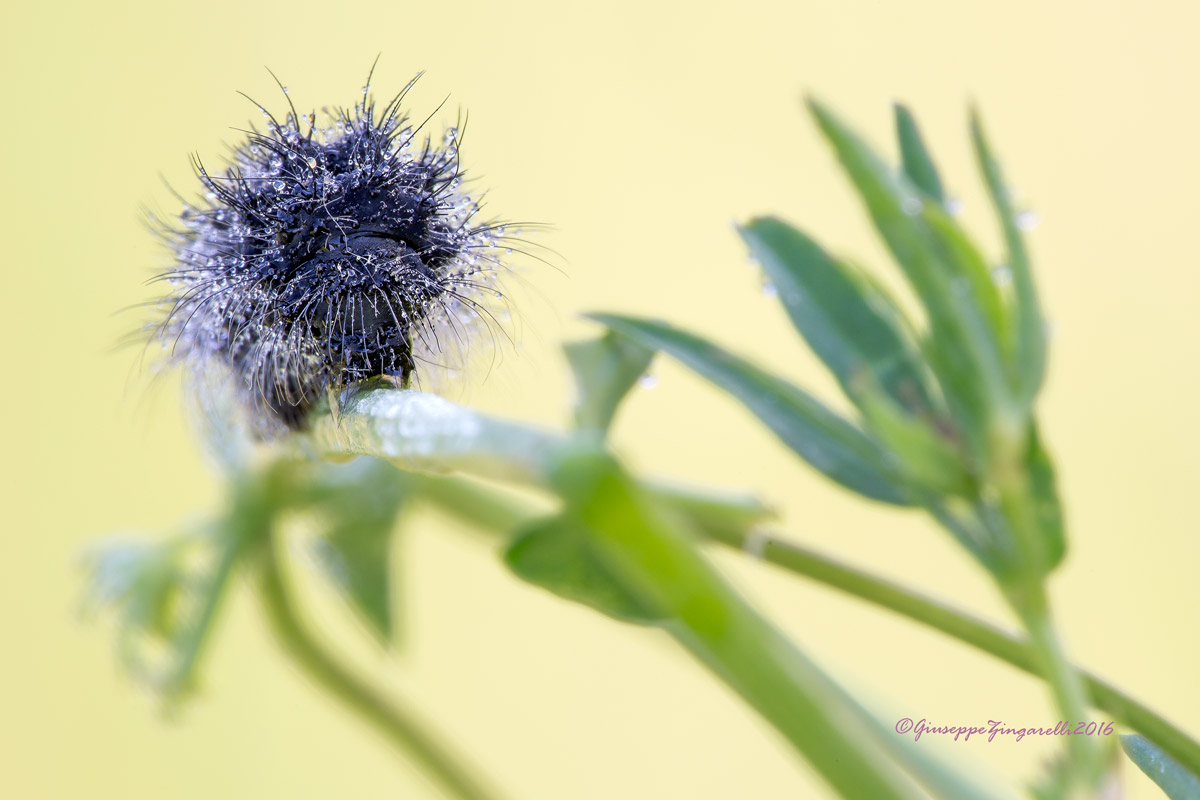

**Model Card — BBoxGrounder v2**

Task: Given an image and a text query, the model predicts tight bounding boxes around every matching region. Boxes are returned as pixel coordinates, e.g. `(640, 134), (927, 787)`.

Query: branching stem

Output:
(257, 535), (506, 800)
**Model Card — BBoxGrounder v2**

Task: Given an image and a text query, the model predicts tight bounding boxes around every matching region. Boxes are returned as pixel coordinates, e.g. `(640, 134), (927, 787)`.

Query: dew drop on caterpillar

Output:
(145, 66), (531, 435)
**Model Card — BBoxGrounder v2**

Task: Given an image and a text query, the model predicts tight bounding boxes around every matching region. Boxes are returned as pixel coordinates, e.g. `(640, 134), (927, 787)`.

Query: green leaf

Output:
(305, 459), (409, 644)
(739, 216), (936, 417)
(312, 521), (395, 643)
(589, 313), (912, 505)
(894, 104), (946, 203)
(1025, 424), (1066, 571)
(1122, 735), (1200, 800)
(852, 374), (970, 496)
(970, 107), (1046, 407)
(82, 521), (243, 705)
(504, 516), (663, 624)
(921, 205), (1010, 364)
(807, 98), (1010, 458)
(563, 331), (655, 435)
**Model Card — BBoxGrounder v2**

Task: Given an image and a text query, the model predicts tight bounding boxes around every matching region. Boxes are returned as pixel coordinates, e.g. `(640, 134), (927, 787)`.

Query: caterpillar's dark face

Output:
(155, 80), (509, 431)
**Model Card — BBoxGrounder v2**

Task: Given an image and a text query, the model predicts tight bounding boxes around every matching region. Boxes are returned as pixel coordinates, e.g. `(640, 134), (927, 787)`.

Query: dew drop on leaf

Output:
(1015, 210), (1041, 231)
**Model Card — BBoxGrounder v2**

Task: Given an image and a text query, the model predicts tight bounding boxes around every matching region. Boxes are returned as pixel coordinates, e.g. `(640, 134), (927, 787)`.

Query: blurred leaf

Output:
(853, 374), (970, 496)
(311, 521), (394, 643)
(589, 313), (912, 505)
(83, 521), (243, 705)
(970, 107), (1046, 407)
(505, 516), (664, 624)
(1025, 424), (1066, 571)
(739, 217), (937, 417)
(807, 98), (1010, 458)
(304, 459), (409, 644)
(564, 331), (655, 435)
(1121, 735), (1200, 800)
(921, 206), (1010, 365)
(83, 459), (409, 705)
(894, 104), (946, 203)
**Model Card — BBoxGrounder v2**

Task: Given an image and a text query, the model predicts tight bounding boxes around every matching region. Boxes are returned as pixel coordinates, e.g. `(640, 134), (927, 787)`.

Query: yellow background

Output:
(3, 1), (1198, 797)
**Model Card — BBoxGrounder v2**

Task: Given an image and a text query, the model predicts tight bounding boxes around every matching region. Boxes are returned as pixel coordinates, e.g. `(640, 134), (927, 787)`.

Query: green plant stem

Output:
(413, 473), (1200, 778)
(160, 520), (246, 697)
(993, 461), (1112, 791)
(720, 527), (1197, 778)
(257, 537), (506, 800)
(159, 467), (283, 698)
(554, 452), (924, 800)
(1019, 595), (1106, 786)
(407, 473), (542, 532)
(308, 388), (566, 485)
(309, 390), (1200, 778)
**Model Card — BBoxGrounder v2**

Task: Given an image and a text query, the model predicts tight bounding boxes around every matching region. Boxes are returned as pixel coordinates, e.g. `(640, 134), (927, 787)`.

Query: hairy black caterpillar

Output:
(150, 70), (517, 432)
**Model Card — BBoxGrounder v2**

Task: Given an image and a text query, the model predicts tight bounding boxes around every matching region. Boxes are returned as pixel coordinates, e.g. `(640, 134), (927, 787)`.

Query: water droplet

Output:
(444, 127), (458, 146)
(637, 374), (659, 390)
(991, 265), (1012, 287)
(272, 180), (286, 191)
(902, 196), (923, 216)
(762, 281), (778, 299)
(362, 84), (370, 95)
(1015, 210), (1041, 231)
(945, 197), (964, 217)
(281, 86), (289, 94)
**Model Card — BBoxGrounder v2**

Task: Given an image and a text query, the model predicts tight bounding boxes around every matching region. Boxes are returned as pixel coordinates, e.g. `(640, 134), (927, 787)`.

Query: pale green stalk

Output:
(257, 533), (507, 800)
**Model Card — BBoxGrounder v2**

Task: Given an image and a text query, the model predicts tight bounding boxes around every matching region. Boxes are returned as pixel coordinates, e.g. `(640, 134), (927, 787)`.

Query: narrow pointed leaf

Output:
(1121, 735), (1200, 800)
(739, 216), (936, 417)
(806, 97), (952, 317)
(564, 331), (655, 435)
(970, 108), (1046, 406)
(504, 516), (663, 624)
(921, 206), (1010, 363)
(807, 99), (1010, 456)
(589, 313), (912, 505)
(894, 104), (946, 203)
